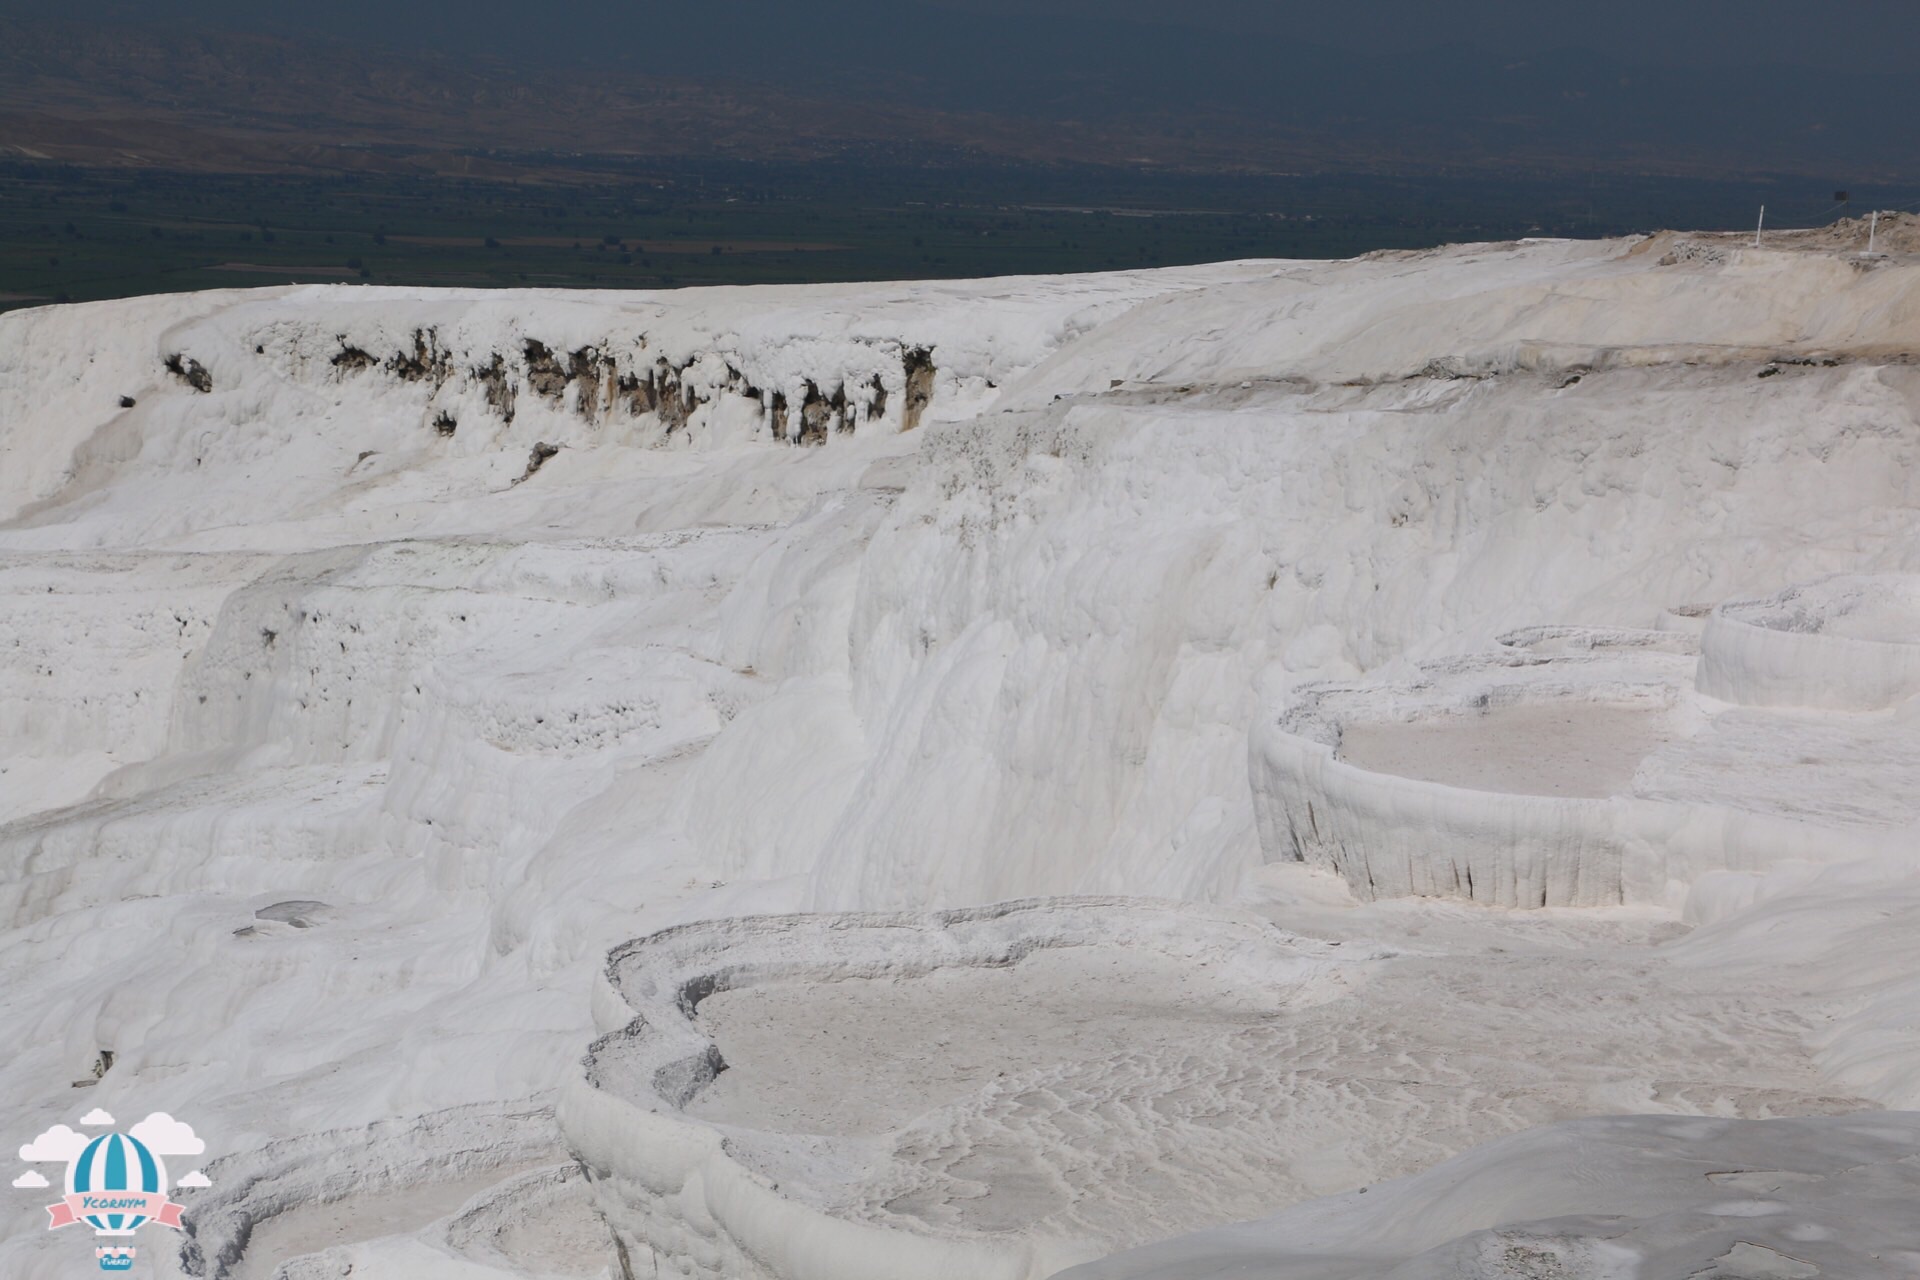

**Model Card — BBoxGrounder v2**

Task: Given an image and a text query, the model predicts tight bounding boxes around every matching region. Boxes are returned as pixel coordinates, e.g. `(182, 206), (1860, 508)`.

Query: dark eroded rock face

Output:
(795, 381), (854, 446)
(474, 352), (516, 424)
(528, 342), (714, 429)
(902, 345), (936, 431)
(304, 325), (935, 446)
(523, 339), (572, 401)
(165, 353), (213, 392)
(387, 329), (453, 385)
(515, 441), (562, 484)
(331, 342), (378, 374)
(624, 357), (716, 433)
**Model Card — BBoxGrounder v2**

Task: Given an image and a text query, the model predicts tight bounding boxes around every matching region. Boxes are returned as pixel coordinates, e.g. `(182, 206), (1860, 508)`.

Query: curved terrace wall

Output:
(559, 899), (1324, 1280)
(1697, 576), (1920, 711)
(1252, 645), (1903, 908)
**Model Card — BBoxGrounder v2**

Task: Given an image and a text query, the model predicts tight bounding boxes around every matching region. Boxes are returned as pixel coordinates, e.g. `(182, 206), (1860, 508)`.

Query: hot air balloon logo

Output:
(62, 1131), (173, 1234)
(15, 1109), (211, 1271)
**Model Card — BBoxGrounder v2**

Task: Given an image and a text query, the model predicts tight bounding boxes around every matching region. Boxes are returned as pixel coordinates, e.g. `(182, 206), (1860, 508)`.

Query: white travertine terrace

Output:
(562, 900), (1341, 1280)
(7, 228), (1920, 1279)
(1056, 1112), (1920, 1280)
(1698, 574), (1920, 711)
(1253, 630), (1915, 909)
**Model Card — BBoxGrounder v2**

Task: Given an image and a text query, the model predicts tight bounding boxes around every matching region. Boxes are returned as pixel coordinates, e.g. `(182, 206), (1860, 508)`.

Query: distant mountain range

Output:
(4, 13), (1916, 181)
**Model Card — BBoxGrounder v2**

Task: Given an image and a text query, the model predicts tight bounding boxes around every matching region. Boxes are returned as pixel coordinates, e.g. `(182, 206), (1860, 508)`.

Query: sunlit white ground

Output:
(3, 224), (1920, 1278)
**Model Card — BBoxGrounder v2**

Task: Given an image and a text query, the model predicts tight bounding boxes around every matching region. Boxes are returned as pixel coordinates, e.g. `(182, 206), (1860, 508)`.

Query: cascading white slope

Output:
(3, 233), (1919, 1280)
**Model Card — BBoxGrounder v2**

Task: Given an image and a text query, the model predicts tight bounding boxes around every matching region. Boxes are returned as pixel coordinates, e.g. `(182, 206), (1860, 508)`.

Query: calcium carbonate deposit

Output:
(5, 229), (1920, 1279)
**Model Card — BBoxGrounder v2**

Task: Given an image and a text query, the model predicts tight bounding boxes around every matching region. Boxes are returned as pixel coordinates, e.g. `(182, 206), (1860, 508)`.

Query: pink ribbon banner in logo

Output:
(46, 1193), (184, 1230)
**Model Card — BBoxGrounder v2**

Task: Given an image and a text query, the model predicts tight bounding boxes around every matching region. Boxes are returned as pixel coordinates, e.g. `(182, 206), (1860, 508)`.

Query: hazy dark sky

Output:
(939, 0), (1920, 71)
(11, 0), (1920, 177)
(13, 0), (1920, 74)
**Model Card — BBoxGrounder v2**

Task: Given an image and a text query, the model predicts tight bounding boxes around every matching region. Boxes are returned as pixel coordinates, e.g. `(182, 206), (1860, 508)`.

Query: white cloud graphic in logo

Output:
(78, 1109), (115, 1127)
(11, 1170), (50, 1189)
(19, 1125), (87, 1163)
(176, 1170), (213, 1188)
(129, 1113), (204, 1157)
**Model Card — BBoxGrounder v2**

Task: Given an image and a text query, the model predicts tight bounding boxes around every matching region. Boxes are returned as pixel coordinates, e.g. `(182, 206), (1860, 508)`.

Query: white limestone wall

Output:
(561, 900), (1320, 1280)
(1250, 685), (1907, 909)
(1697, 577), (1920, 711)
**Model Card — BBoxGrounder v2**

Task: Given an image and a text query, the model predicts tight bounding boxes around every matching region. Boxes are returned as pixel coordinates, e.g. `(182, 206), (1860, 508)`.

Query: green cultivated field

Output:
(0, 159), (1878, 313)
